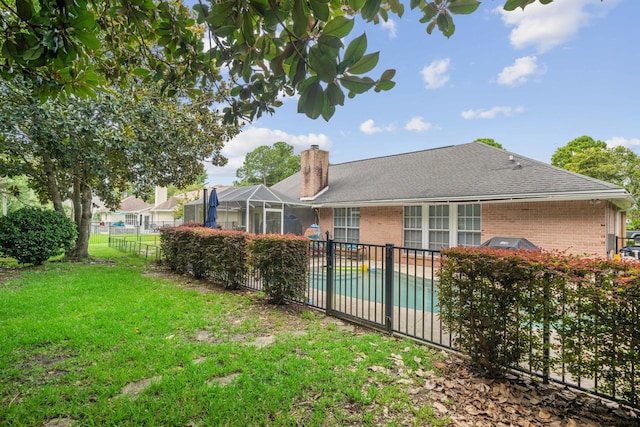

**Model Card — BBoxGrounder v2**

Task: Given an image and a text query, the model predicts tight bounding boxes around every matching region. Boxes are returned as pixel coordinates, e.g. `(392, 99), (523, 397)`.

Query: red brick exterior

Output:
(318, 200), (623, 258)
(300, 147), (329, 199)
(482, 200), (614, 257)
(359, 206), (403, 246)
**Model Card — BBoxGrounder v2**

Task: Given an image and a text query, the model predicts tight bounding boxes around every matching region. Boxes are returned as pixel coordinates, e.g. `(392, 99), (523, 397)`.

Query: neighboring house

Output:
(272, 142), (635, 258)
(93, 187), (183, 229)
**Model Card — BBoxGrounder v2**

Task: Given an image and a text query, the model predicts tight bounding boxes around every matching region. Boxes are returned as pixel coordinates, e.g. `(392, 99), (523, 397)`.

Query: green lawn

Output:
(0, 247), (447, 426)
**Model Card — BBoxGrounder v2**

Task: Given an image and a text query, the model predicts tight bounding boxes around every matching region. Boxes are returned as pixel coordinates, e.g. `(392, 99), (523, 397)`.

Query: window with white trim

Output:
(125, 213), (137, 226)
(334, 207), (360, 242)
(403, 206), (422, 248)
(428, 205), (450, 250)
(457, 204), (481, 246)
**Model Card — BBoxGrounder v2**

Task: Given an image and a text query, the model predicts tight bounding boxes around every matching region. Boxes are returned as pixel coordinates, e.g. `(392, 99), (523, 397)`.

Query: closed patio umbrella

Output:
(205, 188), (219, 228)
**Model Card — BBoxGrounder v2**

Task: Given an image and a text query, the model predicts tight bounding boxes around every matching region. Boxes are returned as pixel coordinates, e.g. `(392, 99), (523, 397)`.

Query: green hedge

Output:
(440, 247), (640, 405)
(248, 234), (309, 304)
(160, 226), (248, 289)
(159, 227), (308, 301)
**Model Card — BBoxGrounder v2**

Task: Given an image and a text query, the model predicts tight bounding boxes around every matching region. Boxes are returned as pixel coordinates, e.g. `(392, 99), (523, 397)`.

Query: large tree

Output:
(475, 138), (505, 150)
(235, 142), (301, 186)
(0, 0), (558, 122)
(551, 136), (640, 227)
(0, 78), (238, 258)
(550, 136), (608, 170)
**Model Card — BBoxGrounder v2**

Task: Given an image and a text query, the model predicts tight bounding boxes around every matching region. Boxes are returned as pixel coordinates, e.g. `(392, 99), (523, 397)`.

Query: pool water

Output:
(310, 269), (439, 312)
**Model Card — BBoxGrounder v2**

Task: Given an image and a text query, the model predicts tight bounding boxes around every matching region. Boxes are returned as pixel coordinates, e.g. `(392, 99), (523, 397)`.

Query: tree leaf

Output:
(447, 0), (481, 15)
(16, 0), (33, 21)
(292, 0), (309, 37)
(339, 76), (375, 94)
(326, 82), (345, 106)
(436, 13), (455, 38)
(323, 16), (354, 38)
(361, 0), (382, 21)
(308, 46), (337, 83)
(347, 52), (379, 75)
(321, 100), (335, 121)
(348, 0), (366, 10)
(504, 0), (536, 11)
(375, 80), (395, 91)
(380, 68), (396, 81)
(75, 30), (101, 51)
(310, 0), (330, 22)
(208, 2), (235, 26)
(344, 33), (367, 64)
(71, 12), (97, 30)
(297, 81), (324, 119)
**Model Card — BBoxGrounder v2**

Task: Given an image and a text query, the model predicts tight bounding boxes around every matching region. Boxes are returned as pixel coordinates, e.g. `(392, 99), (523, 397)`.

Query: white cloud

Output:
(405, 117), (433, 132)
(497, 56), (543, 86)
(204, 127), (332, 184)
(359, 119), (396, 135)
(498, 0), (605, 53)
(606, 137), (640, 149)
(420, 58), (450, 90)
(360, 119), (382, 134)
(461, 106), (525, 120)
(381, 19), (397, 39)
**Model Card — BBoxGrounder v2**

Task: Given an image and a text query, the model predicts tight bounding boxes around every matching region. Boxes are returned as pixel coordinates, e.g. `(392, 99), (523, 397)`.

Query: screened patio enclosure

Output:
(182, 184), (314, 236)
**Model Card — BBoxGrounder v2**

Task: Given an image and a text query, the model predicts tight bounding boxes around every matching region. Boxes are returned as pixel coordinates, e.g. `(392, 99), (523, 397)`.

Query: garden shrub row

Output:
(159, 226), (309, 303)
(440, 247), (640, 405)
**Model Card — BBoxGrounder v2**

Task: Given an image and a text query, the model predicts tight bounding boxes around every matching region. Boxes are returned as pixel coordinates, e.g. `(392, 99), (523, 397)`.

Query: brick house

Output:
(272, 142), (635, 258)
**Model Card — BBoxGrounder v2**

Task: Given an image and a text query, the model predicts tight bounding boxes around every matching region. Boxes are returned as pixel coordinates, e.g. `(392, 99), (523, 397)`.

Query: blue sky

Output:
(195, 0), (639, 186)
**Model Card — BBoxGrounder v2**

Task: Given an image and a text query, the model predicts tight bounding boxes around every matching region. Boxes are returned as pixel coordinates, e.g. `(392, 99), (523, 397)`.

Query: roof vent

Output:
(513, 162), (522, 170)
(508, 155), (514, 162)
(311, 144), (319, 150)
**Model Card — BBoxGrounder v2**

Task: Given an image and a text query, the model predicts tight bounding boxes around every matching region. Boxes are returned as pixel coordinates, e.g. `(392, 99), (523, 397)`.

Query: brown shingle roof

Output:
(119, 196), (153, 212)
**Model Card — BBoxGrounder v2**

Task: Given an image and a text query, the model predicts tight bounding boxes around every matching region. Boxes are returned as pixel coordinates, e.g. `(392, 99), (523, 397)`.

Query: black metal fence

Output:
(108, 236), (163, 261)
(89, 221), (177, 245)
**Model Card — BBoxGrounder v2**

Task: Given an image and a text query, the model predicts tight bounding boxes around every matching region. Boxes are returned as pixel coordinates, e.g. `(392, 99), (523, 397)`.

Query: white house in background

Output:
(93, 187), (184, 229)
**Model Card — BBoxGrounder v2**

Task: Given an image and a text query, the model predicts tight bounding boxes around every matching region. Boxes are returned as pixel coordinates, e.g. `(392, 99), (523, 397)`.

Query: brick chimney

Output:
(300, 145), (329, 199)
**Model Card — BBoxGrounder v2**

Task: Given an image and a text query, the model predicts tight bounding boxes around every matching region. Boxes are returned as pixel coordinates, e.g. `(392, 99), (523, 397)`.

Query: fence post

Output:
(543, 280), (551, 384)
(325, 232), (334, 315)
(385, 243), (394, 333)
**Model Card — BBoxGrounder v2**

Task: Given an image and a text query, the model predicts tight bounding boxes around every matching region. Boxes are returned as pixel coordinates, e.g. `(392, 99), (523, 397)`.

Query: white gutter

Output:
(308, 190), (635, 210)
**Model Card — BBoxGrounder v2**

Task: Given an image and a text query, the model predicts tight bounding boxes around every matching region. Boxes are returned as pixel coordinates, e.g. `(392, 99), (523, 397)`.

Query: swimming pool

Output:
(310, 269), (439, 312)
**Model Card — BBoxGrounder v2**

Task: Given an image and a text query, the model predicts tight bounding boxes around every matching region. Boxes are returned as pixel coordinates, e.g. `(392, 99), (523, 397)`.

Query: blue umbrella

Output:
(205, 188), (219, 228)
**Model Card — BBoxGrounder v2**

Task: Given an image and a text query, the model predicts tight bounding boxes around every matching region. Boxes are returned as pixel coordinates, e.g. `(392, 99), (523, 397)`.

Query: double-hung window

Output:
(334, 208), (360, 242)
(428, 205), (450, 250)
(457, 204), (481, 246)
(403, 206), (422, 248)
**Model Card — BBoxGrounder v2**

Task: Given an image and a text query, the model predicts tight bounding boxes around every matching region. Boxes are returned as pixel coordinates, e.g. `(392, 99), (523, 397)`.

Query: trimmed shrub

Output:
(248, 234), (309, 304)
(0, 207), (76, 265)
(440, 247), (640, 405)
(160, 226), (248, 288)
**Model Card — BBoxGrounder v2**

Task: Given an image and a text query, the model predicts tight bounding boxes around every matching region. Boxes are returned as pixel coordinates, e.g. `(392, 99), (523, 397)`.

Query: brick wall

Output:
(360, 206), (403, 246)
(482, 200), (610, 257)
(317, 208), (333, 240)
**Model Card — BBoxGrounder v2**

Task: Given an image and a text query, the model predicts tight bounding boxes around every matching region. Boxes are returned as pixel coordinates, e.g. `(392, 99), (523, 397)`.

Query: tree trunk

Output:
(68, 177), (92, 259)
(41, 150), (65, 214)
